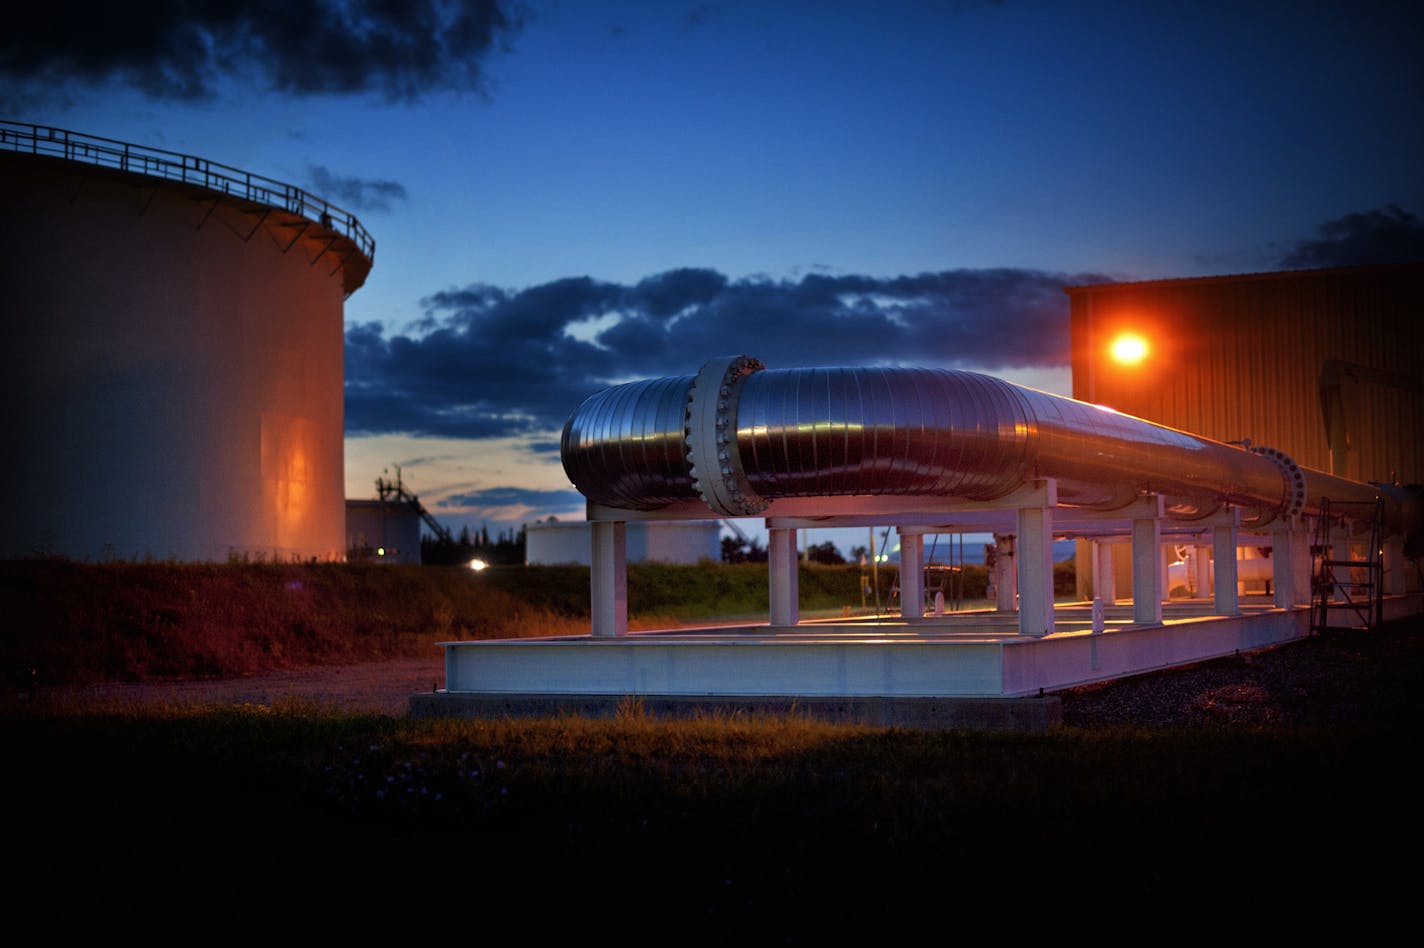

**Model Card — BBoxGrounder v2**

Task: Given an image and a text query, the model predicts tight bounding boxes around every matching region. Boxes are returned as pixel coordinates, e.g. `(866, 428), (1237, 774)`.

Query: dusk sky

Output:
(6, 0), (1424, 552)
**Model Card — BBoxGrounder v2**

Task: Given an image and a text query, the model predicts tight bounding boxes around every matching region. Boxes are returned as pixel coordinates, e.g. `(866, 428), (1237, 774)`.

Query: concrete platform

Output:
(411, 594), (1424, 729)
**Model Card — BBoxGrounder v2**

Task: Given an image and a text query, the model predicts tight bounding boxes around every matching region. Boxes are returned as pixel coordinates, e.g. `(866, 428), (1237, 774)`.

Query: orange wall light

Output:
(1109, 332), (1149, 366)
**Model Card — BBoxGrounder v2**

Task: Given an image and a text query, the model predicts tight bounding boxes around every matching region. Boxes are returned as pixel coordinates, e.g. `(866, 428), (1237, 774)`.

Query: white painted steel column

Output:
(1213, 524), (1240, 615)
(1016, 507), (1054, 637)
(994, 533), (1018, 612)
(768, 527), (799, 626)
(1093, 540), (1116, 605)
(1131, 495), (1164, 625)
(1193, 544), (1211, 598)
(1385, 536), (1405, 595)
(1271, 518), (1312, 608)
(1161, 544), (1172, 600)
(898, 529), (925, 619)
(1270, 520), (1294, 608)
(1295, 521), (1315, 606)
(590, 520), (628, 637)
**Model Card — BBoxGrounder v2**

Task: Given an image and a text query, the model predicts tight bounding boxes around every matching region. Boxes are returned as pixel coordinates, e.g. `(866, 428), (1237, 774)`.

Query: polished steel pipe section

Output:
(561, 357), (1413, 531)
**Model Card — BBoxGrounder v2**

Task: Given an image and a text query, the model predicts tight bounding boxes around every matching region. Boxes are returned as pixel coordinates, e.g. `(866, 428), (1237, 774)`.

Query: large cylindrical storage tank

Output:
(0, 125), (373, 562)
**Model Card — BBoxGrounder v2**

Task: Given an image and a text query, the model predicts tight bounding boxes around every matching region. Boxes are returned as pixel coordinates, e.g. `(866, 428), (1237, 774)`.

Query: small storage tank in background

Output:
(0, 123), (374, 562)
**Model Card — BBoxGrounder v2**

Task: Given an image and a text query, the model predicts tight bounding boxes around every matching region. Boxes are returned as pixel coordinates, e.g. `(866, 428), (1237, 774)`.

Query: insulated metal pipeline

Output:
(561, 356), (1415, 534)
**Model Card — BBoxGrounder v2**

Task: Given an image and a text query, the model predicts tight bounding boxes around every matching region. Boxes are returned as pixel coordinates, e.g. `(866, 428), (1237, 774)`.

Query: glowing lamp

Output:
(469, 558), (488, 571)
(1109, 333), (1149, 366)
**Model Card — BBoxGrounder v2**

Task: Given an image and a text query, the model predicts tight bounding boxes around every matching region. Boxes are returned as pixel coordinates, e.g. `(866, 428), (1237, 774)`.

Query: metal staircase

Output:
(376, 465), (453, 545)
(1310, 497), (1384, 632)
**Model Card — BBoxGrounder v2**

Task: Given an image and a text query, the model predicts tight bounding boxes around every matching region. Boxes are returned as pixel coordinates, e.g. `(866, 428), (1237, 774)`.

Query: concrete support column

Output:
(1016, 506), (1054, 637)
(768, 527), (800, 627)
(898, 529), (925, 619)
(590, 520), (628, 637)
(1161, 544), (1173, 600)
(1213, 524), (1240, 616)
(1385, 536), (1406, 595)
(1131, 497), (1164, 625)
(1193, 544), (1211, 598)
(1271, 518), (1312, 608)
(1270, 519), (1295, 608)
(1294, 523), (1314, 606)
(994, 533), (1018, 613)
(1093, 540), (1116, 605)
(1074, 540), (1093, 602)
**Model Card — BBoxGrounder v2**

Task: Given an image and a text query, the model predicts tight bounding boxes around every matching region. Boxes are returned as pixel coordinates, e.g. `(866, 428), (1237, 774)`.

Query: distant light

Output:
(376, 546), (386, 556)
(468, 558), (488, 571)
(1109, 332), (1149, 366)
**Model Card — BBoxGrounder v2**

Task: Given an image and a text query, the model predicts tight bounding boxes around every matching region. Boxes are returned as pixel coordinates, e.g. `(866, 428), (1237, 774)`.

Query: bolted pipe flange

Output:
(1252, 445), (1307, 519)
(686, 355), (767, 516)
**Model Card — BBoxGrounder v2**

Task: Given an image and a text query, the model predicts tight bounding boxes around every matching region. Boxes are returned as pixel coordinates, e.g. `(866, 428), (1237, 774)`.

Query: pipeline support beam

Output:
(898, 529), (925, 619)
(768, 527), (799, 626)
(1016, 482), (1057, 636)
(590, 520), (628, 637)
(1132, 496), (1165, 625)
(1214, 522), (1240, 615)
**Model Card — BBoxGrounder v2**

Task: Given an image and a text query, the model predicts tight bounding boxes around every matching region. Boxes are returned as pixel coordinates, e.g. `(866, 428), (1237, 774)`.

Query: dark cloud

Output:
(437, 487), (586, 513)
(307, 165), (408, 213)
(1277, 205), (1424, 270)
(1, 0), (522, 106)
(345, 266), (1109, 440)
(686, 4), (722, 29)
(629, 267), (728, 318)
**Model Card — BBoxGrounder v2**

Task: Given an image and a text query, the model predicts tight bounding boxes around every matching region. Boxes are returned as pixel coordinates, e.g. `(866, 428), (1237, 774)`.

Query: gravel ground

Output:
(1057, 613), (1424, 729)
(22, 615), (1423, 728)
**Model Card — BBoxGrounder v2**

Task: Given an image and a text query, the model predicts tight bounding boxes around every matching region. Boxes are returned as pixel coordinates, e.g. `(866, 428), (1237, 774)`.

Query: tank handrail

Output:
(0, 120), (374, 262)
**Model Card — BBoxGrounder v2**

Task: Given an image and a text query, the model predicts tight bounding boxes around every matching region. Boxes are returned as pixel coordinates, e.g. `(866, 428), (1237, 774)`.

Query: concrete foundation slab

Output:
(414, 594), (1424, 729)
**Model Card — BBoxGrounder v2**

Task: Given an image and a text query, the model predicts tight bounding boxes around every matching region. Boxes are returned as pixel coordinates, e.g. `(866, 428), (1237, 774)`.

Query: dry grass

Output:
(1, 559), (590, 684)
(0, 558), (868, 686)
(5, 616), (1420, 938)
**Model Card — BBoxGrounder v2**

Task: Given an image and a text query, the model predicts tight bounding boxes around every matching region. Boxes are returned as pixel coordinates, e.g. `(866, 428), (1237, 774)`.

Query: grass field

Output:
(3, 559), (1417, 938)
(2, 558), (884, 685)
(6, 687), (1418, 939)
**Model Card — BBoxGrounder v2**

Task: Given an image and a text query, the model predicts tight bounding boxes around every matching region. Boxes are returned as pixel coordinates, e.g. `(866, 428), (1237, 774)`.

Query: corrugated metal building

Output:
(1068, 261), (1423, 598)
(1068, 262), (1424, 486)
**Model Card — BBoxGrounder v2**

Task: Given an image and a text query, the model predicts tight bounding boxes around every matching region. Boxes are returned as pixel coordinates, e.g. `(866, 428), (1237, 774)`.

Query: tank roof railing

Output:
(1, 120), (374, 263)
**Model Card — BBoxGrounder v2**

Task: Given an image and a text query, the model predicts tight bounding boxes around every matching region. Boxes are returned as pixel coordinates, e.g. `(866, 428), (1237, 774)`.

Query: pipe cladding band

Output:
(686, 355), (768, 516)
(1251, 445), (1308, 519)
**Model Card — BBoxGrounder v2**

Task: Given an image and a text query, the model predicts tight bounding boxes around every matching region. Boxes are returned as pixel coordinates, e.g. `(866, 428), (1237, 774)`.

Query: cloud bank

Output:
(345, 205), (1424, 447)
(1, 0), (522, 105)
(1277, 205), (1424, 270)
(437, 487), (585, 514)
(345, 266), (1110, 440)
(307, 165), (409, 213)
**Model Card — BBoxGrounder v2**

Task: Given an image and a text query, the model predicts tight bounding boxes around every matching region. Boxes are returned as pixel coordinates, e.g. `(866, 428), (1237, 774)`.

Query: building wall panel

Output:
(1069, 264), (1424, 487)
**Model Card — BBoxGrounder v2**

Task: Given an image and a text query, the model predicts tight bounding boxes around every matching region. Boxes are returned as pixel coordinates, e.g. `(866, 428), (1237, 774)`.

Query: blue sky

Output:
(6, 0), (1424, 554)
